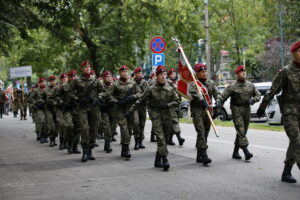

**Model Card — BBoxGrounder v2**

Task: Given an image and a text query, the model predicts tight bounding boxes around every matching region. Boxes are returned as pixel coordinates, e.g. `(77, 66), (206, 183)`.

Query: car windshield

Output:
(256, 86), (271, 95)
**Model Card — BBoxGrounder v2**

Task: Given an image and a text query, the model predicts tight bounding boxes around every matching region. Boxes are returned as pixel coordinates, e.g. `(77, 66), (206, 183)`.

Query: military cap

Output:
(38, 77), (46, 83)
(102, 71), (112, 77)
(194, 63), (207, 72)
(167, 68), (176, 75)
(133, 67), (142, 73)
(90, 70), (95, 75)
(68, 70), (77, 76)
(291, 41), (300, 53)
(118, 65), (129, 71)
(47, 75), (56, 81)
(235, 65), (246, 73)
(81, 60), (91, 68)
(156, 65), (166, 75)
(60, 73), (67, 79)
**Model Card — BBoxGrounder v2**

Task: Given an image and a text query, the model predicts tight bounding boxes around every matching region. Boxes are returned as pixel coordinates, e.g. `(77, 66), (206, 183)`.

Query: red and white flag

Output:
(177, 53), (193, 100)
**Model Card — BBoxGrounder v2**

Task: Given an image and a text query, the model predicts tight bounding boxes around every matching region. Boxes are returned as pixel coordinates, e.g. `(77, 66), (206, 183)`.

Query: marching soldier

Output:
(257, 41), (300, 183)
(108, 65), (141, 160)
(167, 68), (185, 146)
(0, 83), (6, 119)
(131, 65), (179, 171)
(45, 75), (58, 147)
(148, 72), (157, 142)
(98, 71), (114, 153)
(132, 67), (148, 150)
(12, 87), (24, 119)
(222, 65), (261, 161)
(67, 61), (104, 162)
(188, 63), (222, 165)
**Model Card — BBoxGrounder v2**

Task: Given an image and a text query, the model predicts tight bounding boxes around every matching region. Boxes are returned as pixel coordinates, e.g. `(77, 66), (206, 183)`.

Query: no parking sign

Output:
(150, 36), (166, 66)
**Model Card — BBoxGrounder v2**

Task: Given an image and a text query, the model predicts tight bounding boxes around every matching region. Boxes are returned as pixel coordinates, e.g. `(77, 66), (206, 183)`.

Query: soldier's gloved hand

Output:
(158, 103), (169, 109)
(216, 99), (222, 109)
(199, 99), (209, 109)
(123, 95), (135, 104)
(249, 98), (256, 105)
(256, 108), (265, 118)
(78, 97), (91, 104)
(91, 97), (99, 105)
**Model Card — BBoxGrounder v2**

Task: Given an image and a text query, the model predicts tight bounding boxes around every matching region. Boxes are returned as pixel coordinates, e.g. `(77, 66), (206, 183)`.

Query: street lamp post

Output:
(204, 0), (211, 77)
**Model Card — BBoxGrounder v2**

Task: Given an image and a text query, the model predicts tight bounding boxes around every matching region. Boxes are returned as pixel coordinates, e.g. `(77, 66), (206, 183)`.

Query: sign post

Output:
(150, 36), (166, 70)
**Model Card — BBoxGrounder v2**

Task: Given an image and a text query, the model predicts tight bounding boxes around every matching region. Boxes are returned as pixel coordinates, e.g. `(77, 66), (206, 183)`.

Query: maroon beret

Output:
(156, 65), (166, 75)
(90, 70), (95, 75)
(150, 72), (156, 79)
(102, 71), (112, 77)
(134, 67), (142, 73)
(38, 77), (46, 83)
(291, 41), (300, 53)
(194, 63), (207, 72)
(118, 65), (129, 71)
(47, 75), (56, 81)
(60, 73), (67, 79)
(235, 65), (246, 74)
(81, 60), (91, 68)
(68, 70), (77, 76)
(168, 68), (176, 75)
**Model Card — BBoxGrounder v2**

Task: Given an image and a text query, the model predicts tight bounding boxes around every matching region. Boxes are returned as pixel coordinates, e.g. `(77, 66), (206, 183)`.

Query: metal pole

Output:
(278, 0), (285, 69)
(204, 0), (211, 78)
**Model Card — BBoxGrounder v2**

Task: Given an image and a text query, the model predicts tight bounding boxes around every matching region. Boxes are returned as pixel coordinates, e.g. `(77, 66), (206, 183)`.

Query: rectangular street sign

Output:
(152, 53), (165, 66)
(10, 66), (32, 78)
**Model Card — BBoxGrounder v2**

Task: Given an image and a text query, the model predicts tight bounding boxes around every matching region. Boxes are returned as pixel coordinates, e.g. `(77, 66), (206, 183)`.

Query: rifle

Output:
(172, 37), (220, 137)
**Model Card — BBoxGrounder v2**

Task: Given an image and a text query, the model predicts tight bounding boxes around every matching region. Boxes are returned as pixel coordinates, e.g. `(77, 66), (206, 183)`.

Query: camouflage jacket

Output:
(0, 89), (5, 104)
(45, 85), (57, 110)
(133, 78), (148, 106)
(259, 63), (300, 115)
(222, 80), (261, 108)
(108, 79), (141, 106)
(27, 87), (47, 110)
(13, 89), (25, 106)
(188, 79), (222, 111)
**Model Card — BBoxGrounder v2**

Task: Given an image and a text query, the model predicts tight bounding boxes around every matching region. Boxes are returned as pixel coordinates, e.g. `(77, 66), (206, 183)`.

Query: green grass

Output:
(179, 118), (284, 132)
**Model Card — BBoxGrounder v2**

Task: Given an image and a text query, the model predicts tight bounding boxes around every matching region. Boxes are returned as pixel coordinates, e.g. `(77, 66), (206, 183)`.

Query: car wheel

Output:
(217, 109), (228, 121)
(180, 108), (188, 118)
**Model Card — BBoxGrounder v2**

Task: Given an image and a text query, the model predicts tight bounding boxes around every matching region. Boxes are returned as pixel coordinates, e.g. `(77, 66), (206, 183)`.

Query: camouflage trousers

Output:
(101, 110), (114, 141)
(114, 106), (131, 145)
(132, 106), (147, 140)
(35, 109), (47, 138)
(150, 109), (172, 156)
(55, 109), (64, 138)
(0, 103), (4, 117)
(45, 109), (57, 139)
(283, 114), (300, 165)
(170, 107), (181, 136)
(231, 106), (250, 147)
(78, 106), (100, 148)
(63, 110), (80, 145)
(192, 108), (211, 150)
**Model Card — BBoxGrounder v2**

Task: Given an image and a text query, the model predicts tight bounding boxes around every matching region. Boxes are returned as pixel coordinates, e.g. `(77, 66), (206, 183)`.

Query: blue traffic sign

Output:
(150, 36), (166, 53)
(152, 53), (165, 66)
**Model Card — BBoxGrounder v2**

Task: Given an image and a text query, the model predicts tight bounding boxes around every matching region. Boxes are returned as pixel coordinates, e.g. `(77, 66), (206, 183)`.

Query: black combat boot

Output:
(87, 147), (96, 160)
(161, 155), (170, 171)
(104, 140), (112, 153)
(168, 134), (175, 145)
(241, 146), (253, 161)
(139, 139), (145, 149)
(53, 138), (57, 146)
(298, 163), (300, 170)
(176, 133), (185, 146)
(200, 150), (212, 165)
(232, 145), (242, 159)
(44, 137), (49, 143)
(196, 150), (203, 163)
(281, 163), (297, 183)
(67, 141), (73, 154)
(134, 137), (140, 150)
(58, 137), (64, 150)
(49, 138), (54, 147)
(154, 152), (162, 168)
(150, 132), (157, 142)
(112, 136), (117, 142)
(20, 116), (23, 120)
(122, 144), (131, 160)
(13, 112), (17, 118)
(81, 148), (88, 162)
(36, 132), (40, 141)
(24, 116), (27, 120)
(72, 144), (81, 154)
(62, 140), (68, 149)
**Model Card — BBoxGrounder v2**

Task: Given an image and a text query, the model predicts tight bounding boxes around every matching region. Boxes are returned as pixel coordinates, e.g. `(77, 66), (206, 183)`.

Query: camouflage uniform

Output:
(222, 80), (261, 160)
(132, 78), (148, 149)
(68, 74), (104, 161)
(189, 79), (222, 164)
(0, 89), (5, 118)
(258, 62), (300, 182)
(12, 89), (24, 119)
(45, 85), (57, 146)
(108, 78), (141, 159)
(147, 79), (157, 142)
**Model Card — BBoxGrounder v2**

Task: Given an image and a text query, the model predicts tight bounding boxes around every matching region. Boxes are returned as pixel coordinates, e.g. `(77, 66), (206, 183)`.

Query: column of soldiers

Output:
(24, 41), (300, 180)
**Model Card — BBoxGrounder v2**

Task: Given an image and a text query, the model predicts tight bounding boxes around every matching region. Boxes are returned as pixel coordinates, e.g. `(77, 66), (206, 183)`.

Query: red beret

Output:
(38, 77), (46, 83)
(118, 65), (129, 71)
(235, 65), (246, 73)
(81, 60), (91, 68)
(60, 73), (67, 79)
(90, 70), (95, 75)
(291, 41), (300, 53)
(134, 67), (142, 73)
(156, 65), (166, 75)
(102, 71), (112, 77)
(168, 68), (176, 75)
(47, 75), (56, 81)
(194, 63), (207, 72)
(68, 70), (77, 76)
(150, 72), (156, 79)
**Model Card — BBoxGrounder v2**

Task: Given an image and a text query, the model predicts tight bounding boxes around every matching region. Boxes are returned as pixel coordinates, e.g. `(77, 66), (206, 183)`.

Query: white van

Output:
(214, 82), (272, 122)
(266, 93), (282, 125)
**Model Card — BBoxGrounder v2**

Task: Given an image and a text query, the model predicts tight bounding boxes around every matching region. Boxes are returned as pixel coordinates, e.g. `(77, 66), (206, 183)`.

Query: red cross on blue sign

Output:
(150, 36), (166, 53)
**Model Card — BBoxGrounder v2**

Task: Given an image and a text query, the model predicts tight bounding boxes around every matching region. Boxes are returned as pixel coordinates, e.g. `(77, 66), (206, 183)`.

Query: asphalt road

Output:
(0, 114), (299, 200)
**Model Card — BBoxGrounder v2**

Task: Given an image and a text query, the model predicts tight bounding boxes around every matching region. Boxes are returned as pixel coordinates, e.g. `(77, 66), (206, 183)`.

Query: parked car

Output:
(180, 100), (189, 118)
(213, 82), (272, 122)
(266, 93), (283, 125)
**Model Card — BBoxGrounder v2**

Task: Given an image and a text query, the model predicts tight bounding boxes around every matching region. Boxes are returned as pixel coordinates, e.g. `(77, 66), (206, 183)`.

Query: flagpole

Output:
(173, 37), (219, 137)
